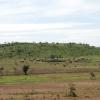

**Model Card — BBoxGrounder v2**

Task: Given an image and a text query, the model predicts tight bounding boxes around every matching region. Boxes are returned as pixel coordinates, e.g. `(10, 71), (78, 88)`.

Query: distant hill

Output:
(0, 42), (100, 59)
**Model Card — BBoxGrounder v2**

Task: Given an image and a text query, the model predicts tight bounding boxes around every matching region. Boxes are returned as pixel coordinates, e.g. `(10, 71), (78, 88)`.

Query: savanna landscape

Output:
(0, 42), (100, 100)
(0, 0), (100, 99)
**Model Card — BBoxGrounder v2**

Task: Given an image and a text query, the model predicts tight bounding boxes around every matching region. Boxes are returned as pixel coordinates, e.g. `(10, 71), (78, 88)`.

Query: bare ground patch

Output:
(0, 80), (100, 100)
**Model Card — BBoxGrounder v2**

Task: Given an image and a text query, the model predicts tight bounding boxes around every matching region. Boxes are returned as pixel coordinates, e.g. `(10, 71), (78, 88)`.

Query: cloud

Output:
(0, 30), (100, 46)
(0, 0), (100, 23)
(0, 0), (100, 46)
(0, 23), (100, 46)
(0, 23), (91, 33)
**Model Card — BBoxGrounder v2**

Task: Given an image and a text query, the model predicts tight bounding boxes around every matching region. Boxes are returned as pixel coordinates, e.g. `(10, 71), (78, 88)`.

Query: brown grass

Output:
(0, 81), (100, 100)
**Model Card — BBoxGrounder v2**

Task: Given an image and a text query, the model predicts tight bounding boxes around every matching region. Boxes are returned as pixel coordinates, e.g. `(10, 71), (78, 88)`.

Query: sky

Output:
(0, 0), (100, 46)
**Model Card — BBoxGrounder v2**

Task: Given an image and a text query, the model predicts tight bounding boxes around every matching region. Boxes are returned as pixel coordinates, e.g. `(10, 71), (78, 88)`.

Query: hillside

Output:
(0, 42), (100, 59)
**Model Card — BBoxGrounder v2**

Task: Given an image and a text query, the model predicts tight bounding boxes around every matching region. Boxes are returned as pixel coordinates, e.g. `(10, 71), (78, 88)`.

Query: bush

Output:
(67, 83), (77, 97)
(90, 72), (96, 80)
(23, 65), (30, 75)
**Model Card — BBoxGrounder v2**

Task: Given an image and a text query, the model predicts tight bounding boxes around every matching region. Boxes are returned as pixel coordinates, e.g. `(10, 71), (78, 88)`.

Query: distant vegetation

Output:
(0, 42), (100, 75)
(0, 42), (100, 59)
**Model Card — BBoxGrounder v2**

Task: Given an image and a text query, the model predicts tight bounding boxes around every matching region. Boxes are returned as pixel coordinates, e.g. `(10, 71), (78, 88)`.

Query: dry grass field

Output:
(0, 58), (100, 100)
(0, 73), (99, 100)
(0, 81), (100, 100)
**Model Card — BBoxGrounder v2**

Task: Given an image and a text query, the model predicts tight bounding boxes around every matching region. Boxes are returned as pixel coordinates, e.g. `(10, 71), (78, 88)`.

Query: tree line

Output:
(0, 42), (100, 59)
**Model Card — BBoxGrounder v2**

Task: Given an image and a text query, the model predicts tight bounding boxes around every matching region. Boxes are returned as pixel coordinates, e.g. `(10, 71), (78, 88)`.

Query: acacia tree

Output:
(22, 65), (30, 75)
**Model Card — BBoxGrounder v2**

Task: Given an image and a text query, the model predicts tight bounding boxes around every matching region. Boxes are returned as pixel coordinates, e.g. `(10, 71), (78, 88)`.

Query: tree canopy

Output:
(0, 42), (100, 59)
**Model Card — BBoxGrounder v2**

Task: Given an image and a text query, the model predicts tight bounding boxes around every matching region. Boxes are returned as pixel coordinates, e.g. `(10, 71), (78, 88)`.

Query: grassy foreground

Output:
(0, 73), (100, 85)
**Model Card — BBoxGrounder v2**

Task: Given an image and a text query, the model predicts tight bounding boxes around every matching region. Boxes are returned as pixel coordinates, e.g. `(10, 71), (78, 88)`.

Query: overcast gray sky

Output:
(0, 0), (100, 46)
